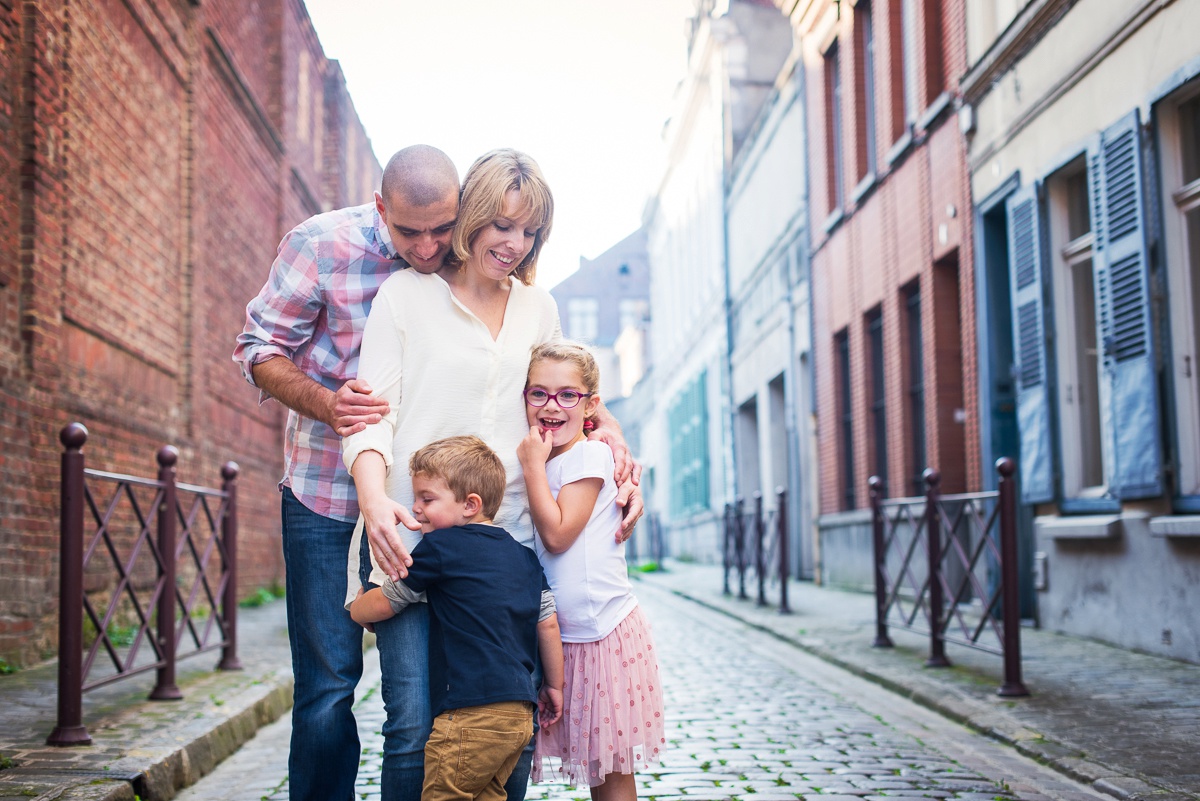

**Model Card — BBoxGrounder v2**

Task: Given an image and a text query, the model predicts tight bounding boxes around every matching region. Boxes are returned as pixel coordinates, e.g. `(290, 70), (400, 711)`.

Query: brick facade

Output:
(0, 0), (381, 666)
(794, 0), (979, 515)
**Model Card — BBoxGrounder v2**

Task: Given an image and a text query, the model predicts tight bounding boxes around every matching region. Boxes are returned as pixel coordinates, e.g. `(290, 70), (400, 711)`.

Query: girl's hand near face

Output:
(517, 425), (553, 468)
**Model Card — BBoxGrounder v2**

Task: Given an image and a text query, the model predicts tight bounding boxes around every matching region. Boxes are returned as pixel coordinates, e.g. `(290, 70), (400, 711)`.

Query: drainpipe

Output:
(716, 13), (741, 509)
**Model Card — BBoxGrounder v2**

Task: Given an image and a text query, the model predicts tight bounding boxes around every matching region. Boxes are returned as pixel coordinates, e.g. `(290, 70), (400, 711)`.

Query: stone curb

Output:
(0, 674), (293, 801)
(653, 578), (1200, 801)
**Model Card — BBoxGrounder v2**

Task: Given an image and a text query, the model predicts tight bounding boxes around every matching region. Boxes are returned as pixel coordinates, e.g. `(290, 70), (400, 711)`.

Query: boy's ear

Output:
(463, 492), (483, 516)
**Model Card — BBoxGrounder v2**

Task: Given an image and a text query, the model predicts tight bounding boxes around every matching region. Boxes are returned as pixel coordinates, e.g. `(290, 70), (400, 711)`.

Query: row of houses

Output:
(610, 0), (1199, 663)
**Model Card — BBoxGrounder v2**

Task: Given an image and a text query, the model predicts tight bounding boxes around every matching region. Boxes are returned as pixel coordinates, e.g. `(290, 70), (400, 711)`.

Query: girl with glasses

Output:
(517, 341), (665, 801)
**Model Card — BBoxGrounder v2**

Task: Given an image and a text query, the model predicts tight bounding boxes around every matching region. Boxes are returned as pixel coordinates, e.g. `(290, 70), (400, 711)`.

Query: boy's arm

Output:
(349, 587), (396, 626)
(536, 612), (564, 727)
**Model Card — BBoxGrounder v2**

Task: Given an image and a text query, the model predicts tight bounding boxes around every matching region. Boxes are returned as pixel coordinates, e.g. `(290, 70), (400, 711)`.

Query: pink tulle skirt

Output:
(532, 605), (666, 787)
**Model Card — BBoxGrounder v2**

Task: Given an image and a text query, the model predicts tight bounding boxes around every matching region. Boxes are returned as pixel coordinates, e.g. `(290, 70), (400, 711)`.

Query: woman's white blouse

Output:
(341, 269), (560, 601)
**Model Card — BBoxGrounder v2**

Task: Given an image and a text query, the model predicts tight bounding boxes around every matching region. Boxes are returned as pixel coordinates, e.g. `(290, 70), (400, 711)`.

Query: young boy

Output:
(349, 435), (564, 801)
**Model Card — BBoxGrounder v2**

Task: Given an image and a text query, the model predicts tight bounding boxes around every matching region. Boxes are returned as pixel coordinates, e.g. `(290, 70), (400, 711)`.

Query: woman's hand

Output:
(360, 497), (418, 581)
(615, 479), (644, 543)
(517, 426), (553, 468)
(587, 419), (636, 485)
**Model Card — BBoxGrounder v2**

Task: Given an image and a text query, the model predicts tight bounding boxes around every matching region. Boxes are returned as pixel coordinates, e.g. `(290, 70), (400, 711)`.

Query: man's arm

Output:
(252, 358), (388, 436)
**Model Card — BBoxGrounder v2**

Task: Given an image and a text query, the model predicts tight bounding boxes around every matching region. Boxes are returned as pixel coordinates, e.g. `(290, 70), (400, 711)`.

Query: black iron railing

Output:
(47, 423), (241, 746)
(869, 458), (1028, 697)
(722, 489), (791, 613)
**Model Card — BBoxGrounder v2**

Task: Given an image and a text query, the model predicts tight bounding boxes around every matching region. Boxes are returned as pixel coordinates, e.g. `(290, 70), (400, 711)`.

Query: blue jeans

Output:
(281, 487), (366, 801)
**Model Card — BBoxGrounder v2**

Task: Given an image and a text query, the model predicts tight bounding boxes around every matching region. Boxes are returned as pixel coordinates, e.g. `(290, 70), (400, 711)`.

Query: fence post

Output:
(754, 492), (767, 606)
(869, 476), (893, 648)
(996, 457), (1029, 696)
(218, 462), (243, 671)
(735, 497), (748, 599)
(722, 504), (732, 595)
(150, 446), (182, 700)
(47, 423), (92, 747)
(776, 487), (791, 614)
(924, 468), (950, 667)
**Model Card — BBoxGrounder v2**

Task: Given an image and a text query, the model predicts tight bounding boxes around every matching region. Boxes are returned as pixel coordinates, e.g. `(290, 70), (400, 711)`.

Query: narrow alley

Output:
(178, 581), (1109, 801)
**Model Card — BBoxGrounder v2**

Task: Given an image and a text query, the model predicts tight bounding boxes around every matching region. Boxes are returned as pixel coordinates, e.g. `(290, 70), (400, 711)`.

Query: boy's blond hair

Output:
(409, 436), (506, 519)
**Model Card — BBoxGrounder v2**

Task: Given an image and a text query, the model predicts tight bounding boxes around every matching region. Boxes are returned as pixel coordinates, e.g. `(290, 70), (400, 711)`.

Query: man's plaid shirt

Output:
(233, 202), (405, 522)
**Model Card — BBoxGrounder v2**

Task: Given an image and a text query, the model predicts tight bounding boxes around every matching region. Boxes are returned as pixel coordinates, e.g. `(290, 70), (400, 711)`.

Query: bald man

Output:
(234, 145), (460, 801)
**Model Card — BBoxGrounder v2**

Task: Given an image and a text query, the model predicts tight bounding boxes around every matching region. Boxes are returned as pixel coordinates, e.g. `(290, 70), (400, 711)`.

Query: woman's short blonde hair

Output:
(451, 149), (554, 286)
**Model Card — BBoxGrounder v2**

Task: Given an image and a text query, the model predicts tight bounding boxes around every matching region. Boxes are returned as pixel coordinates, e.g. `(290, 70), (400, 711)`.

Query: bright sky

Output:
(303, 0), (693, 289)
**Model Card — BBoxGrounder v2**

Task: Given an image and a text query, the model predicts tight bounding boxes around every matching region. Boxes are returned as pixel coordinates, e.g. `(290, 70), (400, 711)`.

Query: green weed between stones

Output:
(240, 582), (286, 608)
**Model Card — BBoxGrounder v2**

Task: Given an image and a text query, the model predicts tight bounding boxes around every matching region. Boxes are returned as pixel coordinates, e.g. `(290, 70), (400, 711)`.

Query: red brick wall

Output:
(803, 0), (978, 514)
(0, 0), (380, 667)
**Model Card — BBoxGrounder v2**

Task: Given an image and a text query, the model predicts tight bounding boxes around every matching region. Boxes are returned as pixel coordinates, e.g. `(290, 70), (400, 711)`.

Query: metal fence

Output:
(722, 489), (791, 613)
(869, 458), (1028, 697)
(47, 423), (241, 746)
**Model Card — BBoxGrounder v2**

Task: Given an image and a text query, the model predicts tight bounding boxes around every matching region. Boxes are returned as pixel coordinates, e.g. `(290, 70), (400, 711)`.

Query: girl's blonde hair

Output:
(451, 149), (554, 286)
(527, 340), (600, 395)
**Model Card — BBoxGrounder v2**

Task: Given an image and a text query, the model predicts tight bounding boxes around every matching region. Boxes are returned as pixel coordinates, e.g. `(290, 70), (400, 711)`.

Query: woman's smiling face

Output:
(468, 188), (539, 283)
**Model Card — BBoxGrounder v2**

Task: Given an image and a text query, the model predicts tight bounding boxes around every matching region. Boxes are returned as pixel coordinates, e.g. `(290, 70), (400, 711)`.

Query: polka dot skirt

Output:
(532, 605), (665, 788)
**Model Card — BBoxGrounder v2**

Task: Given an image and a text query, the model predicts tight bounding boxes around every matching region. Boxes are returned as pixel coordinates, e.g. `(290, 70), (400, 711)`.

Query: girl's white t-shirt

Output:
(534, 440), (638, 643)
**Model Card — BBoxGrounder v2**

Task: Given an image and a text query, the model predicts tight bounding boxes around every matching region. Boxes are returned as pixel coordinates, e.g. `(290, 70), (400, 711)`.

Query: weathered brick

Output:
(0, 0), (382, 668)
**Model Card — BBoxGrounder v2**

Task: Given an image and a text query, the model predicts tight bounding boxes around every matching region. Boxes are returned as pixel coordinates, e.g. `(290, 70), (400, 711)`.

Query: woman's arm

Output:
(343, 282), (418, 579)
(350, 450), (417, 579)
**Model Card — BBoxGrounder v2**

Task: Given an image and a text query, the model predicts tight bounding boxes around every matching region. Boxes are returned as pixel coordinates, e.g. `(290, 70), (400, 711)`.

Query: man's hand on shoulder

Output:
(332, 378), (390, 436)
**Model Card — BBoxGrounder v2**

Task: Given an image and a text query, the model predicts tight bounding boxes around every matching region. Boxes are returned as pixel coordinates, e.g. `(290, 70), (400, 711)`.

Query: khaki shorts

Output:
(422, 700), (534, 801)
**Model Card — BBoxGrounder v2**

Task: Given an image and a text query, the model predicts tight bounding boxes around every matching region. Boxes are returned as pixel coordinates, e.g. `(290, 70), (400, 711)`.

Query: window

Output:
(567, 297), (599, 342)
(1157, 86), (1200, 501)
(824, 41), (845, 212)
(867, 309), (887, 493)
(836, 329), (855, 509)
(854, 0), (877, 179)
(1047, 158), (1105, 498)
(905, 285), (926, 496)
(669, 372), (710, 516)
(900, 0), (919, 126)
(1006, 111), (1162, 505)
(618, 298), (648, 333)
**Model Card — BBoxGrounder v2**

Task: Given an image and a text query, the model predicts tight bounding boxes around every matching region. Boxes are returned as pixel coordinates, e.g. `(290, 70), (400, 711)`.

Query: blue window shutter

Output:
(1005, 183), (1055, 504)
(1092, 110), (1164, 499)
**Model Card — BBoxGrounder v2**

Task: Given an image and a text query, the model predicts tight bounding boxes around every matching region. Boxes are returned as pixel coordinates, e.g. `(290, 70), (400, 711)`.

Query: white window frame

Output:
(567, 297), (600, 342)
(1046, 160), (1110, 499)
(1157, 86), (1200, 498)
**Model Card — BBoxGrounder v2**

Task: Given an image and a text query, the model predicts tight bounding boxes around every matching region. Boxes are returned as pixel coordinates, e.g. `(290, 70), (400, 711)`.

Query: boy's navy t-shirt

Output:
(400, 523), (549, 717)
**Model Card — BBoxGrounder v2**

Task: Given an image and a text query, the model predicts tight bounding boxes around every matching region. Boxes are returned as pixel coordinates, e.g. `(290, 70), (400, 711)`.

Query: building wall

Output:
(787, 0), (977, 584)
(964, 0), (1200, 661)
(0, 0), (381, 667)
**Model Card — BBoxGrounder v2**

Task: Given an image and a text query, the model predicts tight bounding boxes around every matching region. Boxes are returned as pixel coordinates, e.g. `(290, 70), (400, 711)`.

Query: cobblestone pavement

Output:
(179, 581), (1111, 801)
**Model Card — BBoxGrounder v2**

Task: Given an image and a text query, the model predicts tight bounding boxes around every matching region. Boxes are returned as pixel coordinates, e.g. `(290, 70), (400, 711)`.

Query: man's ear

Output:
(464, 493), (483, 516)
(374, 191), (386, 216)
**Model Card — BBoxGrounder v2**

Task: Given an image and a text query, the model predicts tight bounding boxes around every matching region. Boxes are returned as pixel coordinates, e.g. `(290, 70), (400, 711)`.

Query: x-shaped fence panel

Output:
(869, 459), (1028, 697)
(48, 424), (241, 747)
(722, 489), (791, 613)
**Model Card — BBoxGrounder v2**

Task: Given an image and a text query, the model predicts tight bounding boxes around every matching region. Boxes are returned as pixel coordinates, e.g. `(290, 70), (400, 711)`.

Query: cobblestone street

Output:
(177, 580), (1110, 801)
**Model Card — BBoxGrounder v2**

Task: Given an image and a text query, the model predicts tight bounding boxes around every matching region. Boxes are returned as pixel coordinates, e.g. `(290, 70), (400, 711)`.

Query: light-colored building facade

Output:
(644, 0), (792, 561)
(964, 0), (1200, 661)
(725, 55), (816, 578)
